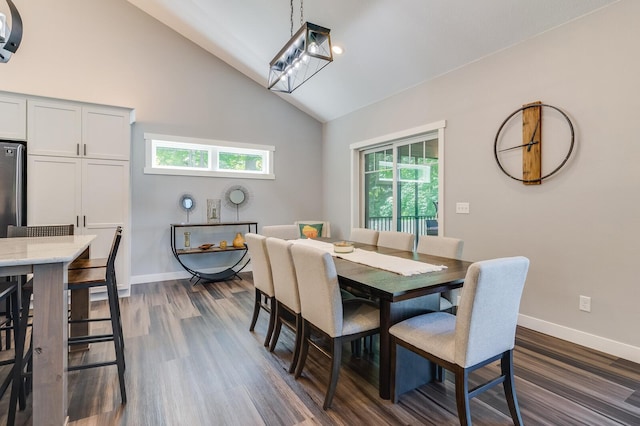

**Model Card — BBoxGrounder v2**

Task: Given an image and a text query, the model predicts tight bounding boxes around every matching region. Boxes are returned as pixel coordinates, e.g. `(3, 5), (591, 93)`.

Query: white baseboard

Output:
(129, 270), (193, 285)
(130, 265), (253, 286)
(518, 314), (640, 364)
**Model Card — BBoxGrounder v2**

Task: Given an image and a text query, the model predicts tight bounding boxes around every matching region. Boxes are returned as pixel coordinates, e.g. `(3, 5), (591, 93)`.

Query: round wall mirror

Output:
(224, 185), (250, 221)
(229, 189), (245, 205)
(179, 194), (196, 223)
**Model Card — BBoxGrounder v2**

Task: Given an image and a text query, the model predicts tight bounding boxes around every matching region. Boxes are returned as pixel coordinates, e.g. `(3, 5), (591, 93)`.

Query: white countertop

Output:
(0, 235), (96, 267)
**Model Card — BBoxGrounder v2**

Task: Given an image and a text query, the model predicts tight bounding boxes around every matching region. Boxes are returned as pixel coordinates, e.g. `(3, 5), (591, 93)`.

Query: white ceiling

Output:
(127, 0), (617, 123)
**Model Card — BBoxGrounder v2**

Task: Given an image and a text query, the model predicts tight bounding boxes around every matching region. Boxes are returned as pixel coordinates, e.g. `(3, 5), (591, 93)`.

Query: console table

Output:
(170, 222), (257, 284)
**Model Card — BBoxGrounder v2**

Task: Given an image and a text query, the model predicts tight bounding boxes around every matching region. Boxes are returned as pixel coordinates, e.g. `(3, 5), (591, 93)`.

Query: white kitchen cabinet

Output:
(28, 99), (131, 160)
(0, 93), (27, 140)
(27, 155), (131, 291)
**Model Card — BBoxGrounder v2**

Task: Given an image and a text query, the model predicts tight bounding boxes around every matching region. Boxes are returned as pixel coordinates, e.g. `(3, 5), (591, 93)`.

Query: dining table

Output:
(0, 234), (95, 426)
(321, 239), (473, 400)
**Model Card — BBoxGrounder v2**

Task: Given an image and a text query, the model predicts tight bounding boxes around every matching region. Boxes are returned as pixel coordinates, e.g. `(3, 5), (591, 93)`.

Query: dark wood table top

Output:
(331, 241), (472, 302)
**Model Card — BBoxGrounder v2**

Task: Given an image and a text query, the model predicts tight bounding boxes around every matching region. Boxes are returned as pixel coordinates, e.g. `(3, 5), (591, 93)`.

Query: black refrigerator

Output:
(0, 141), (26, 238)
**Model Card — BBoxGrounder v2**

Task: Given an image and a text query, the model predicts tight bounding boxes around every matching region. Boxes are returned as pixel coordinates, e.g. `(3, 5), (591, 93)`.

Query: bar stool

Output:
(67, 226), (126, 404)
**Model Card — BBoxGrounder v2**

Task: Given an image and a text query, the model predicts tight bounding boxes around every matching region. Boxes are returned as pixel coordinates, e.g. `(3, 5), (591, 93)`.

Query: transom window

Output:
(144, 133), (275, 179)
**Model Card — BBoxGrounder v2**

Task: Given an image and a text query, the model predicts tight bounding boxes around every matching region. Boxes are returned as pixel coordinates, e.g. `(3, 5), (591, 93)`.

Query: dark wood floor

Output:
(2, 272), (640, 425)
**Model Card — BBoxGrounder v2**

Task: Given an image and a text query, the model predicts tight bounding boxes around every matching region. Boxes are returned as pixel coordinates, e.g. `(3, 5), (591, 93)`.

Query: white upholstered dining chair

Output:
(265, 237), (303, 373)
(377, 230), (414, 251)
(389, 256), (529, 425)
(349, 228), (379, 245)
(245, 233), (276, 347)
(290, 243), (380, 409)
(261, 224), (299, 240)
(416, 235), (465, 311)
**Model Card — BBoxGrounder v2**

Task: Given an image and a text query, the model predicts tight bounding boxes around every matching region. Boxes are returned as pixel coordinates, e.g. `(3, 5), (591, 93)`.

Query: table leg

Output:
(379, 301), (392, 400)
(32, 262), (68, 426)
(379, 294), (440, 400)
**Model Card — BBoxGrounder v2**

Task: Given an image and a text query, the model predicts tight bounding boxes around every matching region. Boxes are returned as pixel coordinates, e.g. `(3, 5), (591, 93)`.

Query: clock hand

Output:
(527, 118), (540, 152)
(498, 140), (540, 153)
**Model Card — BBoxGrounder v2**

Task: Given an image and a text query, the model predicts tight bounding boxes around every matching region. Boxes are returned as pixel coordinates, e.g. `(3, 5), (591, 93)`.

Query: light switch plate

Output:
(456, 202), (470, 214)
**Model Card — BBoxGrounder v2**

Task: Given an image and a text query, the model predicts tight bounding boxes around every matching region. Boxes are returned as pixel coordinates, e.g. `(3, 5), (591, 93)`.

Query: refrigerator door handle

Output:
(15, 144), (25, 226)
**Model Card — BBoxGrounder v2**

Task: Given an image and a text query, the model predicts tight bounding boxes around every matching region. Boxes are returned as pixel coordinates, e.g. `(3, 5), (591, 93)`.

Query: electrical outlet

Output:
(456, 202), (470, 214)
(579, 295), (591, 312)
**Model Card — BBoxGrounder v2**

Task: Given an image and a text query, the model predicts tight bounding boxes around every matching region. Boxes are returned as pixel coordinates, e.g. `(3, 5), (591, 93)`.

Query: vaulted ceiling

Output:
(127, 0), (617, 123)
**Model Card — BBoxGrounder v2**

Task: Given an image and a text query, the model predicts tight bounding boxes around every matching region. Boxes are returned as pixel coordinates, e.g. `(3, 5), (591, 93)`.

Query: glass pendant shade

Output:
(268, 22), (333, 93)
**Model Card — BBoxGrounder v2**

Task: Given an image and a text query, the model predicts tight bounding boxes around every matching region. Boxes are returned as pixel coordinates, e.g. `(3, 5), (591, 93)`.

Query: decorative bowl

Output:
(198, 243), (214, 250)
(333, 241), (354, 254)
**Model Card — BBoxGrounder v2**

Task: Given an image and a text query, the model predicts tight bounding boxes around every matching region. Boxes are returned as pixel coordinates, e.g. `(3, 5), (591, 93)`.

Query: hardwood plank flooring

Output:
(1, 273), (639, 425)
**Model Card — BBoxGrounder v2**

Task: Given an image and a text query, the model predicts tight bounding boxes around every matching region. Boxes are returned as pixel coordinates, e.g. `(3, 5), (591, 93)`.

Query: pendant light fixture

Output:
(0, 0), (23, 63)
(268, 0), (333, 93)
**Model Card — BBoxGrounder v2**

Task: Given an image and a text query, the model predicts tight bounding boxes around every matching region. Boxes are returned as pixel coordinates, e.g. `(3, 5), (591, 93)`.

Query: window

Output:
(144, 133), (275, 179)
(350, 121), (446, 236)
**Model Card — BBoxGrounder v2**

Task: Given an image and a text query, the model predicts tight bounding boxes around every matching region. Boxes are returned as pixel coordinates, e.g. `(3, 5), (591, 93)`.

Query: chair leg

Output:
(289, 314), (303, 374)
(268, 302), (282, 352)
(8, 286), (29, 425)
(323, 337), (343, 410)
(454, 367), (472, 426)
(264, 296), (276, 347)
(434, 364), (445, 382)
(294, 320), (310, 379)
(3, 297), (12, 350)
(249, 289), (261, 332)
(502, 350), (523, 426)
(106, 279), (127, 404)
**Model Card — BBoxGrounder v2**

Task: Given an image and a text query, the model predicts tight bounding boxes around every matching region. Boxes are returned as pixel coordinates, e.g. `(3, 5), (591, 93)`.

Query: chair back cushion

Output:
(245, 233), (275, 297)
(416, 235), (464, 259)
(261, 225), (299, 240)
(377, 231), (414, 251)
(265, 237), (301, 313)
(291, 243), (343, 337)
(455, 256), (529, 367)
(350, 228), (379, 245)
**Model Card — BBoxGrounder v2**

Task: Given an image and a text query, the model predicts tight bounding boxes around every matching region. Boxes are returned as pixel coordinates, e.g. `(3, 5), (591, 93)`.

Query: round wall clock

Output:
(494, 102), (575, 185)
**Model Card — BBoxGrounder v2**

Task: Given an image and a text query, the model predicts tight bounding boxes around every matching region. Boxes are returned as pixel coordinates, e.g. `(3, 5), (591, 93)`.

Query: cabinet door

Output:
(82, 106), (131, 161)
(81, 159), (130, 290)
(0, 94), (27, 140)
(27, 100), (82, 157)
(27, 155), (82, 226)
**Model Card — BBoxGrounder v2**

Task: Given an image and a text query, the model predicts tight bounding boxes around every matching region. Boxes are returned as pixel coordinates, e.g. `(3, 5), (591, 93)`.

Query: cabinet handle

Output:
(83, 216), (86, 227)
(84, 144), (87, 156)
(76, 144), (80, 156)
(76, 216), (79, 227)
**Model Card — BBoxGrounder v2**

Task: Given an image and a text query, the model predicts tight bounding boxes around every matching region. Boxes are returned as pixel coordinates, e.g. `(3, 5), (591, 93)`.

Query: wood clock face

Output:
(494, 102), (574, 184)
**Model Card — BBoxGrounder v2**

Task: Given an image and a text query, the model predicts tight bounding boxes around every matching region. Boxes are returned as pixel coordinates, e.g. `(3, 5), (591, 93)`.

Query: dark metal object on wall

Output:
(0, 0), (23, 63)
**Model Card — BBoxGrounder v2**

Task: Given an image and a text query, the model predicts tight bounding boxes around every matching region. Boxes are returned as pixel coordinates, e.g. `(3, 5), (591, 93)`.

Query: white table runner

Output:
(291, 239), (447, 276)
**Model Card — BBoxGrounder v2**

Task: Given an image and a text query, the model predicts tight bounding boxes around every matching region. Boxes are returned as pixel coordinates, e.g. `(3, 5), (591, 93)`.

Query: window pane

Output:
(155, 147), (208, 169)
(218, 152), (264, 172)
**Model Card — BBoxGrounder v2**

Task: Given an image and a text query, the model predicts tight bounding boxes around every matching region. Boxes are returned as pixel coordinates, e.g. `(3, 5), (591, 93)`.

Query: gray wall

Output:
(0, 0), (324, 279)
(324, 0), (640, 357)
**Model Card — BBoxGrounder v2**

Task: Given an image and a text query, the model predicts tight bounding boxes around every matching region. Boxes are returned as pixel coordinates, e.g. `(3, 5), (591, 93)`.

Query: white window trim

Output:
(144, 133), (275, 180)
(349, 120), (446, 233)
